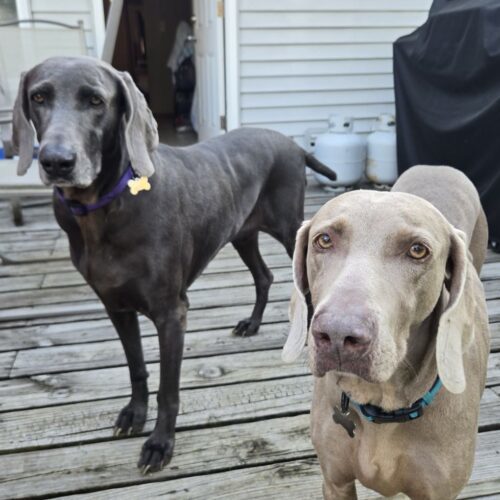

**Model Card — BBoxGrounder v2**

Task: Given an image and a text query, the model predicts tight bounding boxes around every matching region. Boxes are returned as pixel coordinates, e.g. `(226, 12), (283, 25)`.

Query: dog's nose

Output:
(311, 312), (373, 355)
(39, 144), (76, 175)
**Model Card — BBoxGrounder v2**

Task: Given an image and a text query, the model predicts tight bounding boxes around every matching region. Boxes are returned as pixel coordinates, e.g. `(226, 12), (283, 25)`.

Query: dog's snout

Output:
(39, 144), (77, 175)
(312, 312), (374, 355)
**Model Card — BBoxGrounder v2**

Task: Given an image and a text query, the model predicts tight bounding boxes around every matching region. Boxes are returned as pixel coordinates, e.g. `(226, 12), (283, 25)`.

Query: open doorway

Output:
(103, 0), (198, 147)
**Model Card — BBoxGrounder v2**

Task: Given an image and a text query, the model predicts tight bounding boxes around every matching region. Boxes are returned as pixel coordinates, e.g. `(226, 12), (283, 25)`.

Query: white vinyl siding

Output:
(237, 0), (433, 145)
(30, 0), (96, 56)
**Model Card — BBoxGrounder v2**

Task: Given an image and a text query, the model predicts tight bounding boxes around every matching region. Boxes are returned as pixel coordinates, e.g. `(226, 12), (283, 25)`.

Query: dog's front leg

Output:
(138, 297), (188, 473)
(107, 309), (149, 436)
(323, 481), (357, 500)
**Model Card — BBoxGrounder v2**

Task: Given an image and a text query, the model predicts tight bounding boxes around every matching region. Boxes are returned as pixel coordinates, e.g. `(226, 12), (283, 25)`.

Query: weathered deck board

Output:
(0, 278), (295, 311)
(0, 285), (294, 323)
(0, 301), (290, 351)
(1, 345), (307, 411)
(0, 350), (16, 379)
(0, 234), (286, 273)
(0, 299), (289, 338)
(39, 263), (293, 291)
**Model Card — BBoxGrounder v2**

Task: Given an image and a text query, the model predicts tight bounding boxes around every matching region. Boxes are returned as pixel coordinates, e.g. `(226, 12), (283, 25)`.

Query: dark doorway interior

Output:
(103, 0), (197, 146)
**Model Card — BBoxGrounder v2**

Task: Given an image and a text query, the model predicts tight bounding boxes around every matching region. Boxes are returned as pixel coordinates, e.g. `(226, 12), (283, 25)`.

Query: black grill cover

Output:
(394, 0), (500, 240)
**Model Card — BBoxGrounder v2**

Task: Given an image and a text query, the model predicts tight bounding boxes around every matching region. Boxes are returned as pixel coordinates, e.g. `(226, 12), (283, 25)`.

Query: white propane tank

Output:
(366, 114), (398, 185)
(312, 116), (366, 187)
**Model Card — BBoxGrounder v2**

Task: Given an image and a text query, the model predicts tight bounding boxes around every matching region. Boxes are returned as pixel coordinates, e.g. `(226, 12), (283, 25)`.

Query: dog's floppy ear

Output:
(117, 71), (159, 177)
(12, 72), (35, 176)
(436, 227), (471, 394)
(282, 220), (311, 362)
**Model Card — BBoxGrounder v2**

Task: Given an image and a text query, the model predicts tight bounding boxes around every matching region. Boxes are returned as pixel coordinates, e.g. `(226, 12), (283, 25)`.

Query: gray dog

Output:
(12, 56), (336, 473)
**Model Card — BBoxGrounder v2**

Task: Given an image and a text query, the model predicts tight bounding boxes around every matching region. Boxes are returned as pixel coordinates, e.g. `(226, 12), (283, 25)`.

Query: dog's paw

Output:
(232, 318), (260, 337)
(137, 434), (174, 474)
(113, 401), (147, 437)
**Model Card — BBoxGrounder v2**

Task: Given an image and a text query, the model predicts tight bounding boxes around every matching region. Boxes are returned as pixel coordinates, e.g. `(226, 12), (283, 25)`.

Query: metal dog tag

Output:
(128, 176), (151, 196)
(333, 406), (356, 438)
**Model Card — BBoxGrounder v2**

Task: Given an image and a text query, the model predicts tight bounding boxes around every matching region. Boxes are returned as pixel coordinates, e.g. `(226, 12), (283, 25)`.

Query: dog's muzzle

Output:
(39, 144), (77, 179)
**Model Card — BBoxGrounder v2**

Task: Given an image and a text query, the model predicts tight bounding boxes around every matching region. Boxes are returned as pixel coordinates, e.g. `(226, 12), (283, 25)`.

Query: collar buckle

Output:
(358, 402), (424, 424)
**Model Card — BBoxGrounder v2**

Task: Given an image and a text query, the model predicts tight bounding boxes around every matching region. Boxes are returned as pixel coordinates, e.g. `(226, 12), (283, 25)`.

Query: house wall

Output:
(29, 0), (99, 56)
(236, 0), (433, 146)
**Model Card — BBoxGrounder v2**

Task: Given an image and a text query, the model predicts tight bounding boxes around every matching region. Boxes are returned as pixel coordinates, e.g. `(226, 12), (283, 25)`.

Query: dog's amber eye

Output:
(315, 233), (333, 250)
(407, 243), (429, 260)
(89, 95), (103, 106)
(31, 93), (45, 104)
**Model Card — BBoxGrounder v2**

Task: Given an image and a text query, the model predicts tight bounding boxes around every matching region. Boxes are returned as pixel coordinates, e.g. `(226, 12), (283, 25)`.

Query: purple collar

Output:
(55, 165), (135, 216)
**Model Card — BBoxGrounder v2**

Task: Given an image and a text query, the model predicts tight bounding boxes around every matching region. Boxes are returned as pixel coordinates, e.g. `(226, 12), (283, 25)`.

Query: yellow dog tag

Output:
(128, 176), (151, 196)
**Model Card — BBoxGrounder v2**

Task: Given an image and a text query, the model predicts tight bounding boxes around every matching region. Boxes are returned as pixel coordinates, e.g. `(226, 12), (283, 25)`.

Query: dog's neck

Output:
(56, 132), (131, 249)
(330, 305), (442, 411)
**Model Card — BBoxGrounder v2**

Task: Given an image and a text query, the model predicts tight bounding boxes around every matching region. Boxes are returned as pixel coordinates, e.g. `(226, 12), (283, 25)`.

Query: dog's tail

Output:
(305, 153), (337, 181)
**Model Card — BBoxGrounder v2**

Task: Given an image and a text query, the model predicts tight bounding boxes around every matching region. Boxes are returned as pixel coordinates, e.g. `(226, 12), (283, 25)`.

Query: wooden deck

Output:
(0, 184), (499, 499)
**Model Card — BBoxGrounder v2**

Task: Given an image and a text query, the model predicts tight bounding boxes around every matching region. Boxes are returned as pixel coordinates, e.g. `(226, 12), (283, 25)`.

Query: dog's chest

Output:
(353, 429), (441, 498)
(81, 247), (122, 287)
(71, 231), (144, 304)
(355, 434), (403, 491)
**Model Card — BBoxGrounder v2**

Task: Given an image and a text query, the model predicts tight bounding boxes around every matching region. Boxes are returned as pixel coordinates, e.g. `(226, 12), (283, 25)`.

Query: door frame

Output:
(95, 0), (240, 133)
(224, 0), (239, 130)
(91, 0), (107, 58)
(14, 0), (30, 20)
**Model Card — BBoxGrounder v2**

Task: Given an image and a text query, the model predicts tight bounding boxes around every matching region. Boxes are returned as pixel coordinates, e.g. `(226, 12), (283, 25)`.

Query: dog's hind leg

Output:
(108, 309), (149, 437)
(232, 232), (274, 336)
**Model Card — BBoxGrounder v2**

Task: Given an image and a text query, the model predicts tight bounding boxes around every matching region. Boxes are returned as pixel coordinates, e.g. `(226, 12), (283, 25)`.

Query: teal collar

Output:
(350, 376), (443, 424)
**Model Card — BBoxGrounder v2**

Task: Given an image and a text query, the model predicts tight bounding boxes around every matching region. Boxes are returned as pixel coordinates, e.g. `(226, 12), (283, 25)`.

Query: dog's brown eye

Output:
(32, 93), (45, 104)
(89, 95), (103, 106)
(408, 243), (429, 260)
(315, 233), (333, 250)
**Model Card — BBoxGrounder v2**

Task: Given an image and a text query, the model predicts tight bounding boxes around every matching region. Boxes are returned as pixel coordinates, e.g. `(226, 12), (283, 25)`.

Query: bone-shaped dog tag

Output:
(333, 406), (356, 438)
(128, 176), (151, 196)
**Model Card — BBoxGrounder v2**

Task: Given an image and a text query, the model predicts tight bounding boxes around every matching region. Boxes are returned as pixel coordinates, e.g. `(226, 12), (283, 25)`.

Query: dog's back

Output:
(392, 165), (488, 272)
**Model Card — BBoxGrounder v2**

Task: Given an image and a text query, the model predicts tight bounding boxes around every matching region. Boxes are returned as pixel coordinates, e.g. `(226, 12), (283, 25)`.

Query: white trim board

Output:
(224, 0), (240, 130)
(15, 0), (31, 23)
(91, 0), (106, 59)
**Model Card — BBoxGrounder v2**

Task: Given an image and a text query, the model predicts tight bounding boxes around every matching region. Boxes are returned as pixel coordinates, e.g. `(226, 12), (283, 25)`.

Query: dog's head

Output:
(283, 190), (472, 395)
(12, 56), (158, 187)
